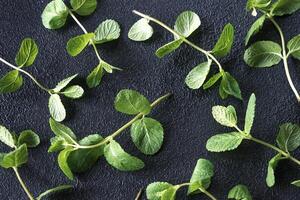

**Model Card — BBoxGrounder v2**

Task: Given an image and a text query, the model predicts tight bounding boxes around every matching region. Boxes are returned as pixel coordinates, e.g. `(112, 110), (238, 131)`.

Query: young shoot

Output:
(48, 89), (171, 180)
(244, 0), (300, 102)
(0, 125), (72, 200)
(128, 10), (242, 100)
(0, 38), (84, 122)
(42, 0), (122, 88)
(206, 93), (300, 187)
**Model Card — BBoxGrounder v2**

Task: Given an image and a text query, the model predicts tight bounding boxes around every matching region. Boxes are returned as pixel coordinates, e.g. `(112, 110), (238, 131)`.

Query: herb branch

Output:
(244, 0), (300, 102)
(129, 10), (242, 100)
(207, 93), (300, 187)
(48, 89), (171, 180)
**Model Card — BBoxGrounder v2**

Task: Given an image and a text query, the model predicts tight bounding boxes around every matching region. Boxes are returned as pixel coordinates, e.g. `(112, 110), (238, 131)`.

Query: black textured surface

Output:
(1, 0), (300, 199)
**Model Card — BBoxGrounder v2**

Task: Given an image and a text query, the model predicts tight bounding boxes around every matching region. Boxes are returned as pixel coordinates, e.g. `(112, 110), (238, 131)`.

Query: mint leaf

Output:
(49, 118), (77, 144)
(212, 105), (237, 127)
(155, 39), (183, 58)
(185, 60), (212, 90)
(70, 0), (97, 16)
(203, 72), (222, 90)
(58, 147), (74, 180)
(161, 186), (178, 200)
(146, 182), (173, 200)
(48, 94), (66, 122)
(68, 134), (104, 173)
(36, 185), (73, 200)
(114, 89), (151, 115)
(174, 11), (201, 38)
(128, 18), (154, 41)
(291, 180), (300, 187)
(188, 158), (214, 195)
(104, 140), (145, 171)
(271, 0), (300, 16)
(53, 74), (78, 93)
(0, 144), (28, 168)
(246, 0), (271, 11)
(94, 19), (121, 44)
(206, 132), (243, 152)
(266, 153), (284, 187)
(67, 33), (95, 57)
(15, 38), (38, 67)
(62, 85), (84, 99)
(41, 0), (69, 29)
(244, 93), (256, 134)
(0, 70), (23, 94)
(131, 117), (164, 155)
(17, 130), (40, 148)
(0, 125), (16, 148)
(86, 63), (104, 88)
(276, 123), (300, 152)
(287, 34), (300, 60)
(228, 184), (252, 200)
(212, 23), (234, 57)
(245, 15), (266, 45)
(220, 72), (242, 100)
(48, 137), (66, 153)
(100, 60), (121, 73)
(244, 41), (282, 68)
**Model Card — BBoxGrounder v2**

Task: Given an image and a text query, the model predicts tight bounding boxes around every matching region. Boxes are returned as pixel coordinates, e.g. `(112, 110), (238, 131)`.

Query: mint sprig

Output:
(129, 10), (242, 100)
(207, 93), (300, 187)
(41, 0), (122, 88)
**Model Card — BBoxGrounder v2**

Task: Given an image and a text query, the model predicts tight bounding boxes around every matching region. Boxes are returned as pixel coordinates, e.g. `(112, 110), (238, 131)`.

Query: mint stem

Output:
(13, 167), (35, 200)
(199, 188), (218, 200)
(132, 10), (223, 72)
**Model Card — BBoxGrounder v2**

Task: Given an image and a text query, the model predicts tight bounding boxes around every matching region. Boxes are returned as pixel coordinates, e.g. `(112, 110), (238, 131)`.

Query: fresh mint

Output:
(129, 10), (242, 100)
(244, 0), (300, 102)
(207, 93), (300, 187)
(48, 89), (171, 179)
(42, 0), (122, 88)
(0, 38), (84, 122)
(0, 125), (71, 200)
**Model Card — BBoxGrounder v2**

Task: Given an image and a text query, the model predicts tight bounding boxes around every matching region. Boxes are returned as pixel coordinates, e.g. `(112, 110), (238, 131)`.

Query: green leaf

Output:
(228, 184), (252, 200)
(244, 94), (256, 134)
(203, 72), (222, 90)
(36, 185), (73, 200)
(219, 83), (228, 100)
(174, 11), (201, 38)
(67, 33), (95, 57)
(0, 70), (23, 94)
(48, 137), (66, 153)
(0, 125), (16, 148)
(53, 74), (78, 93)
(49, 118), (77, 144)
(276, 123), (300, 152)
(146, 182), (173, 200)
(70, 0), (97, 16)
(155, 39), (184, 58)
(266, 153), (284, 187)
(41, 0), (69, 29)
(114, 89), (151, 115)
(287, 34), (300, 60)
(185, 60), (212, 90)
(212, 23), (234, 57)
(245, 15), (266, 46)
(17, 130), (40, 148)
(212, 105), (237, 127)
(220, 72), (242, 100)
(86, 63), (104, 88)
(188, 159), (214, 195)
(206, 132), (243, 152)
(128, 18), (154, 41)
(100, 60), (121, 73)
(131, 117), (164, 155)
(0, 144), (28, 168)
(161, 186), (178, 200)
(48, 94), (66, 122)
(61, 85), (84, 99)
(291, 180), (300, 187)
(271, 0), (300, 16)
(246, 0), (272, 11)
(58, 147), (74, 180)
(15, 38), (38, 67)
(68, 134), (104, 173)
(104, 140), (144, 171)
(94, 19), (121, 44)
(244, 41), (282, 68)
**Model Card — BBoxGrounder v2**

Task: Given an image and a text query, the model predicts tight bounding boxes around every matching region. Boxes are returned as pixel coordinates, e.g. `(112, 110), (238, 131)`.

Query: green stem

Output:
(132, 10), (223, 72)
(76, 93), (172, 149)
(0, 57), (50, 92)
(13, 167), (35, 200)
(199, 188), (218, 200)
(134, 188), (143, 200)
(68, 10), (102, 62)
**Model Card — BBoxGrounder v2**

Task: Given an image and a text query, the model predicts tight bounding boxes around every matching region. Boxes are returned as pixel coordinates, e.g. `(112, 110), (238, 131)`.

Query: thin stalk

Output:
(132, 10), (223, 72)
(76, 93), (172, 149)
(0, 57), (50, 92)
(134, 188), (143, 200)
(68, 10), (102, 62)
(13, 167), (35, 200)
(199, 188), (218, 200)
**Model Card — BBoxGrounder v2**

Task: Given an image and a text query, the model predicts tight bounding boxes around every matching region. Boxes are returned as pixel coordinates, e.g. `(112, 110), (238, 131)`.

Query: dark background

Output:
(0, 0), (300, 199)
